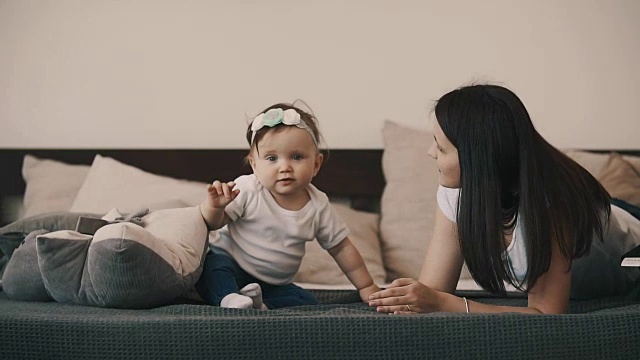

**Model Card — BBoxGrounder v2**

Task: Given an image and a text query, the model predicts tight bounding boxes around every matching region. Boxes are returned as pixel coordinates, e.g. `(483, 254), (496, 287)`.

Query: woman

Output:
(368, 84), (640, 314)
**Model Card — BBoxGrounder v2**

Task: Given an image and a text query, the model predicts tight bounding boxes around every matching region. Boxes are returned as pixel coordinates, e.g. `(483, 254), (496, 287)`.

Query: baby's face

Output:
(248, 126), (323, 209)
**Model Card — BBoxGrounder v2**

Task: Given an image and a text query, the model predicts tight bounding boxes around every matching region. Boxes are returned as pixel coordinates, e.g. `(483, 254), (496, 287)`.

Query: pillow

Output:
(380, 121), (475, 284)
(69, 155), (207, 214)
(0, 212), (100, 277)
(564, 150), (610, 177)
(379, 120), (436, 281)
(33, 206), (208, 308)
(622, 154), (640, 173)
(2, 229), (52, 302)
(379, 121), (466, 282)
(597, 153), (640, 207)
(0, 211), (101, 237)
(21, 155), (90, 218)
(294, 203), (386, 288)
(563, 150), (640, 177)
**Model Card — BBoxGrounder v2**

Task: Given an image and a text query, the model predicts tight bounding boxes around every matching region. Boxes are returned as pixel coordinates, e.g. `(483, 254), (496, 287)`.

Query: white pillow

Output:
(21, 155), (90, 218)
(380, 120), (474, 283)
(294, 203), (386, 289)
(69, 155), (207, 214)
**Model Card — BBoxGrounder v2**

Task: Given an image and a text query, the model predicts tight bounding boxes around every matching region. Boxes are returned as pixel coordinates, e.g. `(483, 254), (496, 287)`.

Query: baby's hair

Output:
(246, 99), (325, 155)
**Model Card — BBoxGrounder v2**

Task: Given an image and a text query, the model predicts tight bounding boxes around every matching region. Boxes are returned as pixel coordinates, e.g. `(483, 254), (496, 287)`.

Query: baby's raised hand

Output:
(206, 180), (240, 209)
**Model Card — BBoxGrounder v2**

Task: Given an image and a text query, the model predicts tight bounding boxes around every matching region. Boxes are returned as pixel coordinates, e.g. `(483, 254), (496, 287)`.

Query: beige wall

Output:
(1, 0), (639, 149)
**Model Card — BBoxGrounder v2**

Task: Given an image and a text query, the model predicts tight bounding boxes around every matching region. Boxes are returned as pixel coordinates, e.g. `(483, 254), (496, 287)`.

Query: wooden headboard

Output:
(0, 149), (385, 224)
(2, 148), (639, 226)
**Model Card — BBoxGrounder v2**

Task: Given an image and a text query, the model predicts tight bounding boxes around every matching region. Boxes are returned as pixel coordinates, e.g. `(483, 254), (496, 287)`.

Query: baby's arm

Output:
(328, 237), (381, 301)
(199, 180), (239, 230)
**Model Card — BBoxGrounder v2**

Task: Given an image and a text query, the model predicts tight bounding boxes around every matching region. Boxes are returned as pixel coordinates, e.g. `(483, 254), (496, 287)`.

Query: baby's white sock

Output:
(220, 293), (253, 309)
(239, 283), (266, 310)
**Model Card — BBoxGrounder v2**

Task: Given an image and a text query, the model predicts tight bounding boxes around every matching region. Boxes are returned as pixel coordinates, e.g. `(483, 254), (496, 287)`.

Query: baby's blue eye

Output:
(266, 156), (277, 162)
(292, 154), (303, 160)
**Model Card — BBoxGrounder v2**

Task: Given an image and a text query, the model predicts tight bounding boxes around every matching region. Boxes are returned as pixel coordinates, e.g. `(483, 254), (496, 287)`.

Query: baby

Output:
(195, 102), (381, 309)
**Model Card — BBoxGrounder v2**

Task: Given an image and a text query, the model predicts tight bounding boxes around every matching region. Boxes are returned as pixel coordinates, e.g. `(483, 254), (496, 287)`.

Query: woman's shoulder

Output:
(437, 185), (460, 204)
(437, 185), (460, 222)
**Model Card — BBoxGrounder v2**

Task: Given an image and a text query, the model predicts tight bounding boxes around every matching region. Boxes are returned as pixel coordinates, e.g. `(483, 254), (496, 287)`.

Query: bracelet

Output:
(463, 297), (470, 314)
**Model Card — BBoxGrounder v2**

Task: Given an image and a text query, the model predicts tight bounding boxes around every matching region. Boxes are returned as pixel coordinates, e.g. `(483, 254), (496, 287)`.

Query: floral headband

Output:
(250, 108), (318, 146)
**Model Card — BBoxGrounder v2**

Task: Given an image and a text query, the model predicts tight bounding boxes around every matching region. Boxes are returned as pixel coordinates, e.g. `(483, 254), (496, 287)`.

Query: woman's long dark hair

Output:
(434, 84), (611, 294)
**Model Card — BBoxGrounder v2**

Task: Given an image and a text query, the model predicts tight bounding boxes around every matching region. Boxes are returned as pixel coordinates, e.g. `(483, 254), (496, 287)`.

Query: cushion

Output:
(379, 120), (474, 284)
(624, 154), (640, 173)
(564, 150), (610, 177)
(0, 211), (101, 236)
(597, 153), (640, 207)
(21, 155), (90, 218)
(0, 211), (100, 285)
(379, 120), (435, 282)
(564, 150), (640, 177)
(2, 229), (52, 302)
(34, 206), (209, 308)
(69, 155), (207, 214)
(294, 203), (386, 288)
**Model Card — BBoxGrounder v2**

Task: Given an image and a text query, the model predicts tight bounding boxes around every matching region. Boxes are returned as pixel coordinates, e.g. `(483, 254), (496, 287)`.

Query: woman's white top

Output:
(437, 185), (640, 284)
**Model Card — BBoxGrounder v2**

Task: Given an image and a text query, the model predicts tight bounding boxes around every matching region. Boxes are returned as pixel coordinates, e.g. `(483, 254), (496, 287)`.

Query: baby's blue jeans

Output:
(195, 250), (319, 309)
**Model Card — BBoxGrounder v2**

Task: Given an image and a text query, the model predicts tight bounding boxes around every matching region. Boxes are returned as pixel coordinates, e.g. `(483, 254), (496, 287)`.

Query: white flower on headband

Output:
(250, 108), (318, 146)
(251, 108), (301, 131)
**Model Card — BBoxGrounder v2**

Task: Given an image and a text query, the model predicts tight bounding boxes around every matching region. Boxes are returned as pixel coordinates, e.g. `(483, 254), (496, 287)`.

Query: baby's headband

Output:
(250, 108), (318, 146)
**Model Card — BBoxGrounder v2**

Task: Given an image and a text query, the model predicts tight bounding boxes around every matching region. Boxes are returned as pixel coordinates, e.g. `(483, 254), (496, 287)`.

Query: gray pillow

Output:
(36, 206), (209, 309)
(2, 229), (52, 301)
(0, 211), (101, 235)
(0, 212), (100, 290)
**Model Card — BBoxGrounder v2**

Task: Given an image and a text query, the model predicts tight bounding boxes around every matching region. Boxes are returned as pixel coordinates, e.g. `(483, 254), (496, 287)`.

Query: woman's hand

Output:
(368, 278), (443, 314)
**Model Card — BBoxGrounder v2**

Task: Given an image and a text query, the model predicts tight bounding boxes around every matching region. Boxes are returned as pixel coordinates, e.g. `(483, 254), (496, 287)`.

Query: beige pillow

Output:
(564, 150), (610, 177)
(21, 155), (90, 218)
(597, 153), (640, 207)
(69, 155), (207, 214)
(563, 150), (640, 177)
(623, 154), (640, 173)
(294, 203), (386, 288)
(379, 120), (475, 282)
(380, 120), (474, 284)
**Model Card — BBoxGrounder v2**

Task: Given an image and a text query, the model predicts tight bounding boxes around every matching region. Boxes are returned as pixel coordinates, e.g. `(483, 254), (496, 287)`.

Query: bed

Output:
(2, 121), (640, 359)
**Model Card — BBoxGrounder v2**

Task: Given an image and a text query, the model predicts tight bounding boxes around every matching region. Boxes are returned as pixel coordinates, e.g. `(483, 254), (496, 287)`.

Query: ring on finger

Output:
(405, 304), (411, 311)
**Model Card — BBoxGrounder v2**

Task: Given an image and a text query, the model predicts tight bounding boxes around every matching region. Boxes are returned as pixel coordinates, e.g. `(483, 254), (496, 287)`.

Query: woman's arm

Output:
(328, 237), (381, 301)
(434, 238), (571, 314)
(368, 206), (464, 313)
(369, 206), (572, 314)
(419, 206), (465, 293)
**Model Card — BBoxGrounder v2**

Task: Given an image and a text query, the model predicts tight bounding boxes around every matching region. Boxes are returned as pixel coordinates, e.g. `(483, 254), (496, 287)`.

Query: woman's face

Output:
(427, 120), (461, 188)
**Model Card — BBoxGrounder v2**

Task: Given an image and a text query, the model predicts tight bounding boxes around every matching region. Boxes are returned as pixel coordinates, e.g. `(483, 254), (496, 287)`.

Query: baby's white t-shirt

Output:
(210, 174), (350, 285)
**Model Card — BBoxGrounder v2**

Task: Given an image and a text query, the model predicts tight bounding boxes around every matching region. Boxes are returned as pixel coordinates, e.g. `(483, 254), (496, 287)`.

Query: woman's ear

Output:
(313, 152), (324, 176)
